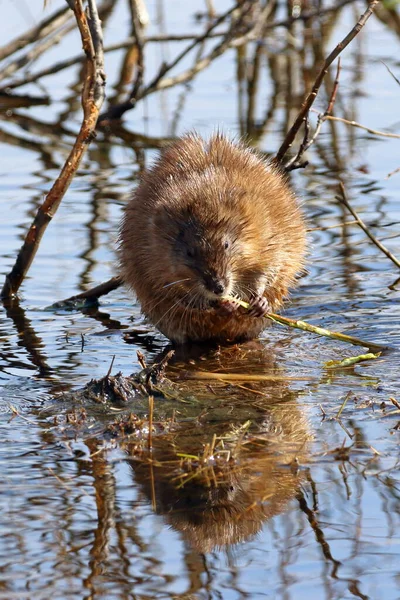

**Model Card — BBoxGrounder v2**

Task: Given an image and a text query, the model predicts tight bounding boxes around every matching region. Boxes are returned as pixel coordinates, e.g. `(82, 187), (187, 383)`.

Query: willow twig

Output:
(381, 60), (400, 87)
(1, 0), (106, 299)
(337, 183), (400, 270)
(274, 1), (379, 166)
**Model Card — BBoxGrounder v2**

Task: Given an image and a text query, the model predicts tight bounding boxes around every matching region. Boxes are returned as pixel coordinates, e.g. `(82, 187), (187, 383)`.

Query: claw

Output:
(248, 295), (269, 317)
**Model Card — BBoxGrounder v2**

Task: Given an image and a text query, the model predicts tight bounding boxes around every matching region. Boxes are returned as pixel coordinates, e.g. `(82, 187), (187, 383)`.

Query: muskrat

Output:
(119, 133), (306, 344)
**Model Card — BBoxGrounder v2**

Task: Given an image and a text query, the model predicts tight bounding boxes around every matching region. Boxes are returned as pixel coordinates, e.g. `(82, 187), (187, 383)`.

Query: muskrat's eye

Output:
(224, 240), (230, 250)
(186, 248), (195, 258)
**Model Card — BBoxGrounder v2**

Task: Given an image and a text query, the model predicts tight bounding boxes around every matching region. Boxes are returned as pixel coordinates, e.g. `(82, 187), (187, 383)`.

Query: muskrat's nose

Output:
(204, 275), (226, 296)
(213, 282), (225, 295)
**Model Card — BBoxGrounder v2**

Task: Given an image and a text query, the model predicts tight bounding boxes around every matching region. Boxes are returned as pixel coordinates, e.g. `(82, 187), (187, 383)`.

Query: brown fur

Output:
(119, 133), (306, 343)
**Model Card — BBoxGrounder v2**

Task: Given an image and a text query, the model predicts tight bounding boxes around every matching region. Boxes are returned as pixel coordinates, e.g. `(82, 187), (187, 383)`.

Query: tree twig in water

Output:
(1, 0), (106, 299)
(274, 1), (379, 166)
(336, 183), (400, 270)
(51, 276), (123, 308)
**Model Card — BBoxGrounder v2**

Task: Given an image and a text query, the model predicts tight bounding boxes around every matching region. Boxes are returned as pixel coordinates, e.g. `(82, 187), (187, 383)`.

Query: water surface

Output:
(0, 1), (400, 598)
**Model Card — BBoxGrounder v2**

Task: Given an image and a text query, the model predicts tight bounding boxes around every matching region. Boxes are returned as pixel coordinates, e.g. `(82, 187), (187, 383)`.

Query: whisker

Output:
(153, 286), (194, 328)
(163, 278), (191, 289)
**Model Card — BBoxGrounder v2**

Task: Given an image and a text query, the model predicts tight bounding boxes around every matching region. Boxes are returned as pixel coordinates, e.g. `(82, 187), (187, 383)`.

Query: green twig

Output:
(223, 296), (384, 352)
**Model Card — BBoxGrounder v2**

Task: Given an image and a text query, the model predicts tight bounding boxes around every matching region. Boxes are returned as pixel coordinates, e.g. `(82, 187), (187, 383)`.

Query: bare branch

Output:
(99, 1), (253, 123)
(1, 0), (106, 299)
(0, 5), (71, 63)
(323, 114), (400, 139)
(51, 277), (123, 308)
(337, 183), (400, 271)
(274, 1), (380, 166)
(2, 0), (359, 91)
(285, 59), (342, 171)
(128, 0), (145, 102)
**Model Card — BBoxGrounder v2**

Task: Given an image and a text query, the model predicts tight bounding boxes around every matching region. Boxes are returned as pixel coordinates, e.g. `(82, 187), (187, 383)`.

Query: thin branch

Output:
(322, 114), (400, 139)
(0, 5), (71, 63)
(381, 61), (400, 87)
(274, 1), (380, 166)
(0, 20), (77, 83)
(1, 0), (106, 299)
(337, 183), (400, 270)
(386, 165), (400, 179)
(285, 58), (342, 171)
(52, 276), (122, 307)
(128, 0), (145, 102)
(99, 1), (254, 122)
(2, 0), (358, 91)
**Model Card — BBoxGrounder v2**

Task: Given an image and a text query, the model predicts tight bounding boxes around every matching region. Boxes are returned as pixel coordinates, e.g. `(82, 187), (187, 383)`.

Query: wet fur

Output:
(119, 133), (306, 343)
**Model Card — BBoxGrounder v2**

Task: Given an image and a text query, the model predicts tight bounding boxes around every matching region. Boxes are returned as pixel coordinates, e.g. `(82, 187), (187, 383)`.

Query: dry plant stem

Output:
(308, 220), (358, 232)
(136, 2), (261, 99)
(135, 2), (241, 92)
(324, 114), (400, 139)
(274, 1), (379, 166)
(325, 352), (380, 369)
(181, 372), (311, 382)
(148, 395), (154, 451)
(1, 0), (105, 299)
(337, 183), (400, 270)
(390, 397), (400, 411)
(134, 0), (150, 27)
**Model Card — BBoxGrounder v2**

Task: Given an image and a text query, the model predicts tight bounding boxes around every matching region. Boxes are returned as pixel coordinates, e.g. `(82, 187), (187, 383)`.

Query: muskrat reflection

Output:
(124, 343), (311, 553)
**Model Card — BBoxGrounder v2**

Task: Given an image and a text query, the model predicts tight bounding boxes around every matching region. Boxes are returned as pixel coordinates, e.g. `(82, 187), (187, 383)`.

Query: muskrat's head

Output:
(152, 201), (244, 307)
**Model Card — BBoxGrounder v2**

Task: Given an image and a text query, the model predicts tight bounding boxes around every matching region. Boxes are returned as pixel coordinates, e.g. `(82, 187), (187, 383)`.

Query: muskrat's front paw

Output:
(248, 295), (269, 317)
(217, 298), (240, 315)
